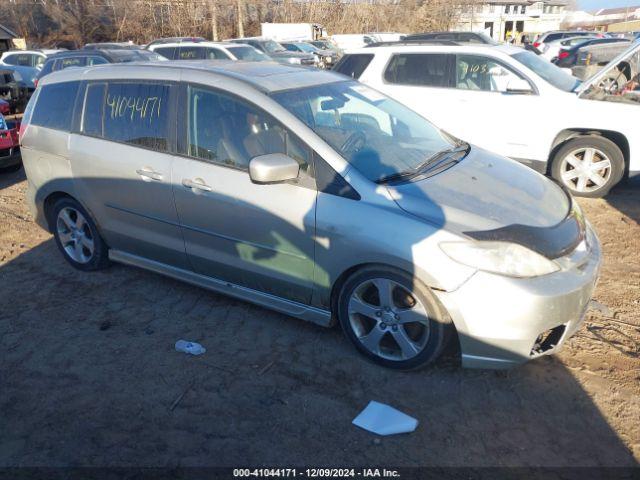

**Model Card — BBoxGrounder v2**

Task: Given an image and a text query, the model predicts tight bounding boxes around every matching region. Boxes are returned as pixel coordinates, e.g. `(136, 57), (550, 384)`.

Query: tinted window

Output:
(456, 55), (529, 92)
(153, 47), (176, 59)
(228, 46), (269, 61)
(87, 56), (109, 66)
(205, 48), (230, 60)
(333, 54), (374, 79)
(177, 46), (204, 60)
(187, 86), (310, 173)
(60, 56), (85, 69)
(384, 54), (453, 87)
(85, 82), (172, 151)
(31, 81), (80, 131)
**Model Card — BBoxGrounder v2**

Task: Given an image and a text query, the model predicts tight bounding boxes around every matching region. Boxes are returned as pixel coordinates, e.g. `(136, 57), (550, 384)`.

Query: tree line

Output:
(1, 0), (470, 47)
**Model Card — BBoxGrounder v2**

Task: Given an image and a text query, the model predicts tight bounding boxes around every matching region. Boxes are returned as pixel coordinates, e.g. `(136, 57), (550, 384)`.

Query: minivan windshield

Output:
(271, 81), (460, 182)
(511, 50), (580, 92)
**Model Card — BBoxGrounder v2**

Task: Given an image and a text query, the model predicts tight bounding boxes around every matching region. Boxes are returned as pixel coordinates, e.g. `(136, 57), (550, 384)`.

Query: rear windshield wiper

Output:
(377, 143), (470, 184)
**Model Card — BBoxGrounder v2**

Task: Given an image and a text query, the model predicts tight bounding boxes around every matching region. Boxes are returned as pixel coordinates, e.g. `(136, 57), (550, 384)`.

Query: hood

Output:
(387, 147), (570, 235)
(577, 40), (640, 94)
(315, 49), (337, 57)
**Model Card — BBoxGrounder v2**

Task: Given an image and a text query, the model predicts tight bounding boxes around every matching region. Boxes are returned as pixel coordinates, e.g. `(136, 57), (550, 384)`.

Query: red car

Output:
(0, 115), (21, 170)
(0, 99), (9, 116)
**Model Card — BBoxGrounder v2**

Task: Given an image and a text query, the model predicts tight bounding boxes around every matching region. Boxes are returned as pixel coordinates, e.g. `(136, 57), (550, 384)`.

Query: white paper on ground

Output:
(352, 401), (418, 436)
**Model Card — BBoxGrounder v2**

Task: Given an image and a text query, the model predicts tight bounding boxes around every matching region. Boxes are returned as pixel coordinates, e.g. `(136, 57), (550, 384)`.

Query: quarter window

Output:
(455, 55), (529, 92)
(153, 47), (176, 59)
(187, 86), (310, 173)
(81, 81), (172, 152)
(333, 54), (374, 79)
(384, 54), (453, 87)
(31, 81), (80, 131)
(206, 48), (230, 60)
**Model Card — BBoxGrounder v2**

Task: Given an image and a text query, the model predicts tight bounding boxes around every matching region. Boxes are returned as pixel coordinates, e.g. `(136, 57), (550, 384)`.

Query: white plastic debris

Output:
(352, 401), (418, 436)
(175, 340), (206, 356)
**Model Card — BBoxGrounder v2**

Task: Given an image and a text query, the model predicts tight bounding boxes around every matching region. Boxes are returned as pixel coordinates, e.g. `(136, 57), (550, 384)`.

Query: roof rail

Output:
(366, 40), (461, 48)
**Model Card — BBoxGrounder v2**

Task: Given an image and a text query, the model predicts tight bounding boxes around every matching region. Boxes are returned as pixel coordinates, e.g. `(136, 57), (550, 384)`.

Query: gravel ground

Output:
(1, 166), (638, 468)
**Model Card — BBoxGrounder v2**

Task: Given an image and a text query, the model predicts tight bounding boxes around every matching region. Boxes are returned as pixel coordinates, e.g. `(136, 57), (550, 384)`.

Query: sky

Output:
(578, 0), (638, 10)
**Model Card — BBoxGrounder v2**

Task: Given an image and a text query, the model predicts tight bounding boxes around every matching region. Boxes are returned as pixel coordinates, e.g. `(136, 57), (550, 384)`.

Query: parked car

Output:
(228, 38), (316, 66)
(84, 42), (140, 50)
(280, 41), (337, 68)
(0, 115), (21, 171)
(0, 68), (30, 113)
(554, 38), (630, 68)
(0, 49), (63, 69)
(0, 98), (9, 115)
(147, 40), (271, 62)
(540, 35), (599, 61)
(310, 39), (339, 53)
(146, 37), (207, 48)
(35, 49), (166, 84)
(533, 30), (603, 51)
(337, 43), (640, 197)
(21, 62), (601, 370)
(404, 31), (497, 45)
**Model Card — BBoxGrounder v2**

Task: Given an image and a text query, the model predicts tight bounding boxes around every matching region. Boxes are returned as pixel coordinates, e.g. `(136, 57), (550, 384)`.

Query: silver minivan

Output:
(21, 62), (601, 369)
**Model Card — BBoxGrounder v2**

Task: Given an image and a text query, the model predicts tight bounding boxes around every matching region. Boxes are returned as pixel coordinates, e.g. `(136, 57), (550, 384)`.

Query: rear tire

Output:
(551, 135), (624, 198)
(337, 266), (451, 370)
(51, 197), (110, 271)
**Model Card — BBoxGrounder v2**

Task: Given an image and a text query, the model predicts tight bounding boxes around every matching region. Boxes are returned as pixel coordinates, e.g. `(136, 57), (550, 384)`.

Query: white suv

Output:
(335, 43), (640, 197)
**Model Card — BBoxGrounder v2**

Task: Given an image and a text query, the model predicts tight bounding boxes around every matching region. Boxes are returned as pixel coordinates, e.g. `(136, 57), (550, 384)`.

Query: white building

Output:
(455, 0), (569, 42)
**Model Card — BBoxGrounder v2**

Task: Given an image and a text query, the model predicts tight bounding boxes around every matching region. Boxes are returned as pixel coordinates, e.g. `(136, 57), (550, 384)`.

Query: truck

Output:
(260, 23), (326, 42)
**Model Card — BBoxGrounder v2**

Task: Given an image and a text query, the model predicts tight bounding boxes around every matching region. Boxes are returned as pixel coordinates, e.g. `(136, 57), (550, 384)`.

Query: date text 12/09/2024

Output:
(233, 469), (401, 478)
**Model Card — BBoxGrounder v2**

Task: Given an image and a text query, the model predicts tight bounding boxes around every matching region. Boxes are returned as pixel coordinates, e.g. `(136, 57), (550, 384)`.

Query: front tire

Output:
(551, 135), (624, 198)
(51, 198), (110, 271)
(337, 266), (451, 370)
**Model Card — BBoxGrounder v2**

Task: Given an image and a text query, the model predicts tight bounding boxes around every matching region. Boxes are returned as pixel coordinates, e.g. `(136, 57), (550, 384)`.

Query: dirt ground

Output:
(0, 166), (638, 468)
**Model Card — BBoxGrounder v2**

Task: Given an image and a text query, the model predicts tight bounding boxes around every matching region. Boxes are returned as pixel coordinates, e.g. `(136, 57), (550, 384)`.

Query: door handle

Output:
(182, 178), (212, 192)
(136, 168), (164, 181)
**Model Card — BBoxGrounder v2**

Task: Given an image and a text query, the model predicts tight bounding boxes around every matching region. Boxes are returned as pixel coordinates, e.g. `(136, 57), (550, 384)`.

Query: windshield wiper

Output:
(377, 143), (470, 184)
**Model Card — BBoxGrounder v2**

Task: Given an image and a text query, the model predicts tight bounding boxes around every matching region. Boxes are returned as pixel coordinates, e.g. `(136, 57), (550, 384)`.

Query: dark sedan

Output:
(553, 37), (631, 68)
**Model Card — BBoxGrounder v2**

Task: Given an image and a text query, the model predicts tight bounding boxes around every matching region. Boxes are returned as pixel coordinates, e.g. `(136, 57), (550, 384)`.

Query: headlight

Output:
(287, 57), (302, 64)
(440, 241), (559, 278)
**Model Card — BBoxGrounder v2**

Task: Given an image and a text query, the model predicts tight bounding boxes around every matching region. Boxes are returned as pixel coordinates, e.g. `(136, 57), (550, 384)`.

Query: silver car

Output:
(20, 62), (601, 369)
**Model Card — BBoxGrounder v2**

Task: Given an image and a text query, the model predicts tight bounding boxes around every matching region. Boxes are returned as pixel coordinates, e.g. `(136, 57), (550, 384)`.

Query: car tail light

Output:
(34, 78), (38, 88)
(533, 42), (541, 48)
(558, 50), (570, 59)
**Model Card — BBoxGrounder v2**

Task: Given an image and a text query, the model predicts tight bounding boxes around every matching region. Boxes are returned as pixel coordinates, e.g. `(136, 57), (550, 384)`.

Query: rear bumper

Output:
(436, 225), (601, 369)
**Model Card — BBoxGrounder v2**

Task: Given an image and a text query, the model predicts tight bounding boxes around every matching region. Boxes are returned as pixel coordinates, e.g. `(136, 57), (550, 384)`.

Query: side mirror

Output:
(249, 153), (300, 184)
(506, 77), (534, 94)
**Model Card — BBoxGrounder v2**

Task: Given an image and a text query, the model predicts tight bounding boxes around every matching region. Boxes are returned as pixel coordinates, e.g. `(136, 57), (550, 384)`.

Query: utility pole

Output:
(210, 0), (218, 40)
(237, 0), (245, 38)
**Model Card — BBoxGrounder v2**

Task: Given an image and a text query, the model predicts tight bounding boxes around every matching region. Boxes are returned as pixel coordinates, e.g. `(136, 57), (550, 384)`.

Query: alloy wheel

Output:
(56, 207), (95, 264)
(560, 147), (612, 194)
(347, 278), (431, 361)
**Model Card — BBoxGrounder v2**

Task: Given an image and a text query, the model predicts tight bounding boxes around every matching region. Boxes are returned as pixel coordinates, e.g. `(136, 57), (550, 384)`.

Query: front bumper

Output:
(436, 225), (602, 369)
(0, 145), (21, 168)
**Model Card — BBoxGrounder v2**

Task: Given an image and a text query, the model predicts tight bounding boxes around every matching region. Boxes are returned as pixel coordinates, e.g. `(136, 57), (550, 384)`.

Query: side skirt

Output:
(109, 250), (333, 327)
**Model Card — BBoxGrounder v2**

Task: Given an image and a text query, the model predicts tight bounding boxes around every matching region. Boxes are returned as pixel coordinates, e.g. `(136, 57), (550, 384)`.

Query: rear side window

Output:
(60, 57), (85, 69)
(81, 81), (171, 152)
(31, 81), (80, 131)
(87, 56), (109, 66)
(333, 54), (374, 79)
(153, 47), (176, 59)
(177, 47), (203, 60)
(384, 54), (453, 87)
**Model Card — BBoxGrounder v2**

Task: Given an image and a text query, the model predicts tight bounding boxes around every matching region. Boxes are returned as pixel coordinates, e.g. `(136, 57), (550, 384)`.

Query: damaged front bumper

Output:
(436, 224), (601, 369)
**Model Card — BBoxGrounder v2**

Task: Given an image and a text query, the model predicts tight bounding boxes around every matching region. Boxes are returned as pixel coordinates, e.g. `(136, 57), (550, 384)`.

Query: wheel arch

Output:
(549, 128), (630, 176)
(42, 190), (101, 237)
